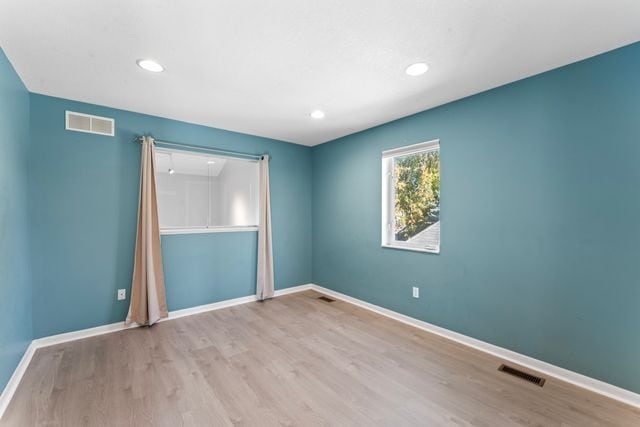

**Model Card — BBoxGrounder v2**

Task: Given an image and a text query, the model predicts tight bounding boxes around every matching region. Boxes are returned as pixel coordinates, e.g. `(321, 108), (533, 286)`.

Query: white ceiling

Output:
(1, 1), (639, 146)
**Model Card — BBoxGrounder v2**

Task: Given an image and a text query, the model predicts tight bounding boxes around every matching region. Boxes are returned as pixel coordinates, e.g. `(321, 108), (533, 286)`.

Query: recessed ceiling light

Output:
(310, 110), (325, 119)
(168, 168), (175, 175)
(405, 62), (429, 76)
(207, 160), (216, 165)
(137, 59), (164, 73)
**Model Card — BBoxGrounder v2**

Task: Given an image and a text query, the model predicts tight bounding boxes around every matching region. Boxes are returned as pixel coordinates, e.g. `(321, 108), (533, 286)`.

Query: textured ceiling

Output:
(1, 0), (639, 146)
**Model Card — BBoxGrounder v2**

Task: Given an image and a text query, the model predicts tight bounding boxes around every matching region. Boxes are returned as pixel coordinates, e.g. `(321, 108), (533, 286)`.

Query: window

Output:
(382, 140), (440, 253)
(155, 148), (259, 234)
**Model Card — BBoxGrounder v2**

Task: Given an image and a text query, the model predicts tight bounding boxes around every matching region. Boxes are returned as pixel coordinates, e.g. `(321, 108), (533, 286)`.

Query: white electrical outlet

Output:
(412, 287), (420, 298)
(117, 289), (126, 301)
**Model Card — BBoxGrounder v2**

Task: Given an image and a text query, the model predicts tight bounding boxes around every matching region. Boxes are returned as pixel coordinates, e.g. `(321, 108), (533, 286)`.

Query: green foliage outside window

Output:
(394, 150), (440, 240)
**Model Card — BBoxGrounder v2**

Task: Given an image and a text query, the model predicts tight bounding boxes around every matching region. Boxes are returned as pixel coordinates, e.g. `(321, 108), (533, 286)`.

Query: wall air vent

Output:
(65, 111), (115, 136)
(498, 364), (546, 387)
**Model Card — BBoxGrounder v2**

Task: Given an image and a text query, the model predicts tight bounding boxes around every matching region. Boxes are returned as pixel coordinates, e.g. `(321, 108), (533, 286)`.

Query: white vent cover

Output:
(65, 111), (115, 136)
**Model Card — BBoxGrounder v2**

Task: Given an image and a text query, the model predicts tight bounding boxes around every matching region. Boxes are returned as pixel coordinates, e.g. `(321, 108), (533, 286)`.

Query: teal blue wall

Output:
(0, 49), (32, 392)
(163, 232), (257, 309)
(4, 41), (639, 396)
(29, 94), (312, 338)
(312, 42), (640, 393)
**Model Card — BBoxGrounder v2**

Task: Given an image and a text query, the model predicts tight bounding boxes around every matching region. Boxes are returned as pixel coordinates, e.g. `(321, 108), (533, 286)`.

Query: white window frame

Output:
(381, 139), (440, 254)
(160, 226), (258, 235)
(154, 147), (260, 235)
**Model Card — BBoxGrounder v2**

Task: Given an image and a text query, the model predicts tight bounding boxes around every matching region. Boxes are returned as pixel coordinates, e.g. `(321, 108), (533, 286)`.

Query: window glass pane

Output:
(209, 157), (259, 227)
(155, 149), (259, 230)
(392, 148), (440, 251)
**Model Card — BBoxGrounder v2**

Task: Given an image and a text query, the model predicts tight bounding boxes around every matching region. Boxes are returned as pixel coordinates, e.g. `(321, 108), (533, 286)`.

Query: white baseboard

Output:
(308, 284), (640, 409)
(0, 341), (36, 419)
(2, 281), (637, 419)
(35, 284), (314, 348)
(273, 283), (314, 296)
(165, 284), (313, 321)
(0, 283), (313, 419)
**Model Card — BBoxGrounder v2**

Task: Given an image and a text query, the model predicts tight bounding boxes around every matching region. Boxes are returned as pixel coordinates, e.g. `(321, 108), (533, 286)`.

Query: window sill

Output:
(161, 226), (258, 235)
(381, 244), (440, 254)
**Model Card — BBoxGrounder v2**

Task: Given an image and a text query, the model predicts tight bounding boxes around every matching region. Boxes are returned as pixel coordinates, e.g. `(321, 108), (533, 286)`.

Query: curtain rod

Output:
(136, 136), (266, 160)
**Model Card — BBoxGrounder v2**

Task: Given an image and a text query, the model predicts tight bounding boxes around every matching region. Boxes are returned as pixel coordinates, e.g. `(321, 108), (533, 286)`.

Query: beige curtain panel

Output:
(127, 136), (168, 325)
(257, 154), (275, 300)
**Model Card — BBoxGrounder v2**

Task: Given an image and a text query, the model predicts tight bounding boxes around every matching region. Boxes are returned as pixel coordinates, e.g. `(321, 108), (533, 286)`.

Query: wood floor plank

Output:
(2, 290), (639, 426)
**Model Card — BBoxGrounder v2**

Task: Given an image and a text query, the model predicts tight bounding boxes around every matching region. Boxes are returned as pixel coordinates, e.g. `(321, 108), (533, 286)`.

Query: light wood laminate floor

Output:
(2, 290), (639, 426)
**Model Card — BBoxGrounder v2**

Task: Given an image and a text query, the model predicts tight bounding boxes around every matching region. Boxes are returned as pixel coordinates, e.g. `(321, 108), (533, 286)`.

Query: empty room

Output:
(1, 1), (639, 425)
